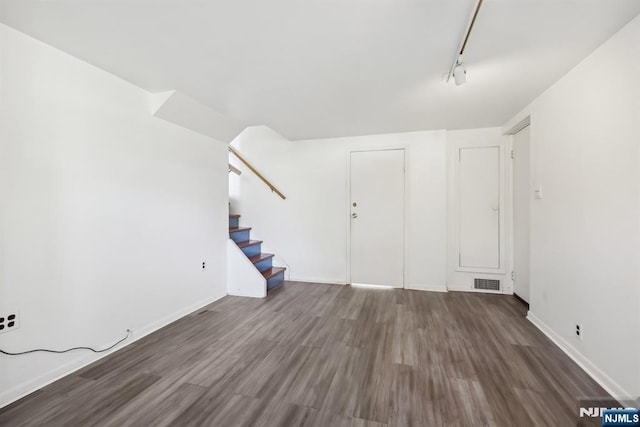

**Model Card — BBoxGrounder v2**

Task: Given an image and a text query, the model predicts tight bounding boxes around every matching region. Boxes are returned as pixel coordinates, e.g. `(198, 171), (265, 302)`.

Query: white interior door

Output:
(459, 147), (501, 269)
(513, 126), (531, 302)
(350, 149), (405, 287)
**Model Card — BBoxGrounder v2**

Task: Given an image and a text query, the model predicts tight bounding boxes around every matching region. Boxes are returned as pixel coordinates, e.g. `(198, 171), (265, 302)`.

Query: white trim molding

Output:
(405, 284), (448, 293)
(527, 311), (632, 399)
(0, 292), (226, 409)
(447, 285), (509, 295)
(288, 277), (348, 286)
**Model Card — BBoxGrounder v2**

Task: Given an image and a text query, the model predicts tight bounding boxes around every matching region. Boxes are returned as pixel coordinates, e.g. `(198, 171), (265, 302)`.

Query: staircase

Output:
(229, 214), (286, 290)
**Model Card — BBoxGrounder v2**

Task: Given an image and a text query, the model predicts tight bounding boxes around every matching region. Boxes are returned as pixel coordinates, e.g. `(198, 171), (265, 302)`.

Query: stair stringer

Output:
(241, 228), (289, 281)
(227, 239), (267, 298)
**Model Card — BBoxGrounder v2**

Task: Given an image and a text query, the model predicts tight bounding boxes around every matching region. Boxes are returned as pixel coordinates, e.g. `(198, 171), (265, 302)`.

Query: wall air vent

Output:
(474, 278), (500, 291)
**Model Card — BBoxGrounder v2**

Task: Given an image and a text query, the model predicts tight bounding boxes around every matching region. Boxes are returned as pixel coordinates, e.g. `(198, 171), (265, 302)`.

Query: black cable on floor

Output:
(0, 330), (131, 355)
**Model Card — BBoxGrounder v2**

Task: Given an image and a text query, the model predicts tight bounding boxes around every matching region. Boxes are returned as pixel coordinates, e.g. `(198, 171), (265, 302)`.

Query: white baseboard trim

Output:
(288, 280), (448, 292)
(527, 311), (631, 399)
(447, 284), (510, 295)
(446, 284), (472, 292)
(404, 284), (448, 292)
(0, 292), (226, 409)
(288, 276), (347, 285)
(228, 289), (266, 298)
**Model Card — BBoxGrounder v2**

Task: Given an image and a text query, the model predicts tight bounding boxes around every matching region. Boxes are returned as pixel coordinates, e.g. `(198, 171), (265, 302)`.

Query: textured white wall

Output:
(503, 14), (640, 397)
(0, 24), (229, 407)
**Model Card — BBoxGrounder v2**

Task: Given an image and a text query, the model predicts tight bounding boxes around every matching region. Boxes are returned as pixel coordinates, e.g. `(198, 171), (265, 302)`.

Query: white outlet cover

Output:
(534, 185), (543, 199)
(575, 323), (582, 340)
(0, 309), (20, 334)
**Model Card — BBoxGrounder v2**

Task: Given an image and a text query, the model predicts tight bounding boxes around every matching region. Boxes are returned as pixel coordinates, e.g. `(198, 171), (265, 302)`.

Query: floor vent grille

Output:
(474, 278), (500, 291)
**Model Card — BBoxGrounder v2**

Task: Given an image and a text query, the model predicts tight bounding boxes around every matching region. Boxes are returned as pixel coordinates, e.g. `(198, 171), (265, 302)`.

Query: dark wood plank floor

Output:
(0, 282), (608, 426)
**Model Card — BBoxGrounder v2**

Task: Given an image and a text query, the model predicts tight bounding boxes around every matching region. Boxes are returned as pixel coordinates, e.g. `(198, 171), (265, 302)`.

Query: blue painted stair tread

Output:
(249, 253), (275, 272)
(229, 214), (285, 290)
(263, 267), (286, 290)
(229, 214), (240, 229)
(237, 240), (263, 257)
(229, 227), (251, 243)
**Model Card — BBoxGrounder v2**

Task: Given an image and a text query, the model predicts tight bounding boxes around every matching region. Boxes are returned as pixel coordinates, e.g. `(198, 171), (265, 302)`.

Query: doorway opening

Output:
(512, 124), (531, 304)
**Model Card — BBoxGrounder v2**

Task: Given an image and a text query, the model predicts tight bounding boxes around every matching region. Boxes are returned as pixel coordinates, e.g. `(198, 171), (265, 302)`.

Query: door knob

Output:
(352, 213), (358, 218)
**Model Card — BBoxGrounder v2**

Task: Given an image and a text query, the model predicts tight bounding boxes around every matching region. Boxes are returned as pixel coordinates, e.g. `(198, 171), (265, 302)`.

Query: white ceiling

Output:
(2, 0), (639, 140)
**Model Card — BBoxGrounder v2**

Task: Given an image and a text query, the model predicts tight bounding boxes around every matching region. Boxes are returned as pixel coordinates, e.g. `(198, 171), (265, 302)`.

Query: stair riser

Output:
(266, 271), (285, 290)
(230, 230), (251, 243)
(229, 217), (240, 229)
(230, 214), (285, 293)
(241, 244), (261, 258)
(254, 258), (273, 272)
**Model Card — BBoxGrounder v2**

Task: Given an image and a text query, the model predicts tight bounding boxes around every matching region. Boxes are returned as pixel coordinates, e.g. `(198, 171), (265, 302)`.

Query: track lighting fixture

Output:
(446, 0), (483, 86)
(453, 56), (466, 86)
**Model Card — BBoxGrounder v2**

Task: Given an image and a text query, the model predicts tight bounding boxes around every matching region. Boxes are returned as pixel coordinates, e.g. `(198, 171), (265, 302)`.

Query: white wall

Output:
(503, 14), (640, 397)
(446, 128), (511, 293)
(227, 240), (266, 298)
(231, 126), (448, 290)
(0, 24), (229, 407)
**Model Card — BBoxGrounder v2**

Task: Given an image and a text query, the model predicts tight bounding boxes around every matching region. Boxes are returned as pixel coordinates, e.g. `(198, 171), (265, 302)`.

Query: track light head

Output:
(453, 63), (466, 86)
(453, 56), (466, 86)
(446, 0), (484, 87)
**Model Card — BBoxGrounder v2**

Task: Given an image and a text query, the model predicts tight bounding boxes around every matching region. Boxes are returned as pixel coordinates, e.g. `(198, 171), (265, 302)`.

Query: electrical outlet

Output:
(202, 261), (206, 270)
(0, 310), (20, 334)
(575, 323), (582, 340)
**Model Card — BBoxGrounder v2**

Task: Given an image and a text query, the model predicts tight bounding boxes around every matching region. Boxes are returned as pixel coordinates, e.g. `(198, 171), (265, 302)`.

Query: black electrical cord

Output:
(0, 330), (131, 356)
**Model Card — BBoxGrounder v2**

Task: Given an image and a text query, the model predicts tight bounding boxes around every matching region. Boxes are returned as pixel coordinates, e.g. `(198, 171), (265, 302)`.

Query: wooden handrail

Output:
(228, 146), (286, 200)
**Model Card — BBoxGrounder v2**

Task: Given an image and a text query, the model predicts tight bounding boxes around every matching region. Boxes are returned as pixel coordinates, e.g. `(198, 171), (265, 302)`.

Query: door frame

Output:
(507, 118), (533, 303)
(446, 130), (512, 294)
(346, 147), (409, 288)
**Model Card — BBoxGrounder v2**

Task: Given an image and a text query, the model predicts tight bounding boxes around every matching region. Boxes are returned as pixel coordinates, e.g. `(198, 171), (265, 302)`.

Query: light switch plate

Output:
(535, 185), (543, 199)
